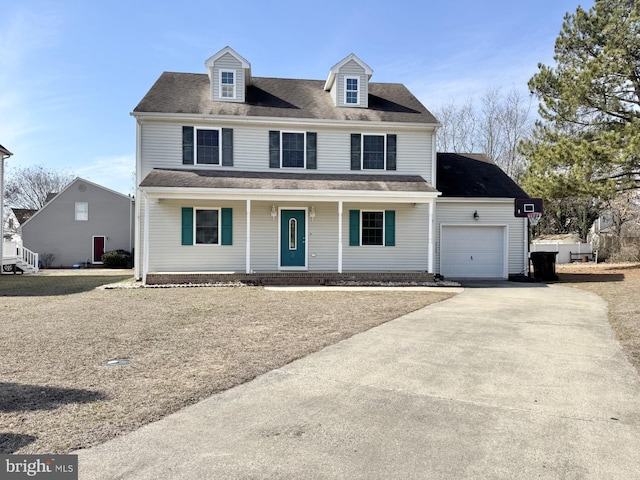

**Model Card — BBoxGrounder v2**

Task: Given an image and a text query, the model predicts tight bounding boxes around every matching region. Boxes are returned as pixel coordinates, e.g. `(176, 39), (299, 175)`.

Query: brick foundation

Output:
(145, 271), (435, 286)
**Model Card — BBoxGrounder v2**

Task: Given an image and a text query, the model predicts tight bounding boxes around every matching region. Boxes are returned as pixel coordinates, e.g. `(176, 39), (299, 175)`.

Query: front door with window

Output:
(280, 210), (306, 268)
(92, 236), (106, 264)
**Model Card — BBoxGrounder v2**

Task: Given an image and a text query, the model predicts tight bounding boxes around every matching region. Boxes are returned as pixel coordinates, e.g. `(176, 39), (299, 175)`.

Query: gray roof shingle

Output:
(133, 74), (438, 124)
(140, 168), (437, 193)
(436, 153), (529, 198)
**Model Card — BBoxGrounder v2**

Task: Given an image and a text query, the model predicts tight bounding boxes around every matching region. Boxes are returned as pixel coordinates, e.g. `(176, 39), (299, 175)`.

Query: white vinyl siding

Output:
(435, 201), (526, 277)
(210, 52), (245, 103)
(335, 59), (368, 108)
(139, 122), (435, 180)
(146, 200), (246, 272)
(343, 203), (428, 271)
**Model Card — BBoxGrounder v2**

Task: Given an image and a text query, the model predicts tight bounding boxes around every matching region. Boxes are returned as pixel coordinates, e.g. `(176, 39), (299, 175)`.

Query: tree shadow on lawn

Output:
(556, 273), (625, 283)
(0, 382), (107, 413)
(0, 433), (38, 454)
(0, 275), (133, 297)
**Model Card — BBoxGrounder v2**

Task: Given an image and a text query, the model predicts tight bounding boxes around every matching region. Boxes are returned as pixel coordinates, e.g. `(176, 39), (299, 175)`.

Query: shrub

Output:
(101, 250), (131, 268)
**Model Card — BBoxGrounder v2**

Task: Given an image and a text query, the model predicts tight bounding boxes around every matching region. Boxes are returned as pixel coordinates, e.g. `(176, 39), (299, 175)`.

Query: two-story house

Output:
(133, 47), (530, 284)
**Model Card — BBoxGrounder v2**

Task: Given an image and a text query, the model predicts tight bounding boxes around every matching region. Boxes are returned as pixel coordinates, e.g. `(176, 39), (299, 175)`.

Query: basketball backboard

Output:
(514, 198), (543, 217)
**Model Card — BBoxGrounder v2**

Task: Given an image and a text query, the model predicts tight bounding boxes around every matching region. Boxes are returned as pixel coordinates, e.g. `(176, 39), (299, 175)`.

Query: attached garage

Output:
(440, 225), (507, 279)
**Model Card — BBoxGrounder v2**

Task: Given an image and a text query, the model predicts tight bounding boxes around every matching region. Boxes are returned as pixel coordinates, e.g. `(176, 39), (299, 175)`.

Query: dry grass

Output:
(0, 272), (454, 454)
(556, 262), (640, 376)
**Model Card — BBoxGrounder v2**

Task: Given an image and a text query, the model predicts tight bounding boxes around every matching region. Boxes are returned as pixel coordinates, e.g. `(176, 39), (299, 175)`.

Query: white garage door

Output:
(441, 226), (506, 278)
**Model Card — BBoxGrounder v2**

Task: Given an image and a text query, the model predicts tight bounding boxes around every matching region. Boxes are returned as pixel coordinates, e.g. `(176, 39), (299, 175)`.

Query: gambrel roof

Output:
(133, 74), (438, 124)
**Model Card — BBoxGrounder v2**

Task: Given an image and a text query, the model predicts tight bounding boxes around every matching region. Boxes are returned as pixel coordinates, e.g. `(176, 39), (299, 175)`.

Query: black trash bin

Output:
(530, 251), (558, 281)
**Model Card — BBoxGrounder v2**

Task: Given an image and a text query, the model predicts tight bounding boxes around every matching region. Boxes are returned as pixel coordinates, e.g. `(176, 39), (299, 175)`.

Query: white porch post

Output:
(246, 199), (251, 274)
(142, 193), (150, 285)
(428, 200), (435, 274)
(338, 201), (343, 274)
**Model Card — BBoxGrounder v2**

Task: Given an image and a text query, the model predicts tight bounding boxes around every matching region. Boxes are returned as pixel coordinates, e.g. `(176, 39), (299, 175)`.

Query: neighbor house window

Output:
(281, 132), (305, 168)
(361, 211), (384, 245)
(75, 202), (88, 221)
(345, 76), (359, 105)
(196, 128), (220, 165)
(362, 134), (385, 169)
(195, 209), (219, 245)
(220, 70), (235, 98)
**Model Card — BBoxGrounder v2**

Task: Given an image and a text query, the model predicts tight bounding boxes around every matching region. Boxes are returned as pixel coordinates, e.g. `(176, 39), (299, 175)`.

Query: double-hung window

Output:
(195, 209), (219, 245)
(269, 131), (316, 169)
(361, 211), (384, 246)
(183, 126), (233, 166)
(281, 132), (305, 168)
(220, 70), (235, 99)
(349, 209), (395, 247)
(196, 128), (220, 165)
(345, 76), (359, 105)
(362, 134), (385, 169)
(75, 202), (88, 221)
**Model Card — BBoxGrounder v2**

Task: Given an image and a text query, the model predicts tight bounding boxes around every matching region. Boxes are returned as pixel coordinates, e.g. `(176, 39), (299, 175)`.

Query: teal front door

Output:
(280, 210), (306, 268)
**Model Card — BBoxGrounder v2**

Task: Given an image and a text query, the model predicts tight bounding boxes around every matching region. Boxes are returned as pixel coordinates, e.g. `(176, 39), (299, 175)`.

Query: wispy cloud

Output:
(75, 154), (136, 196)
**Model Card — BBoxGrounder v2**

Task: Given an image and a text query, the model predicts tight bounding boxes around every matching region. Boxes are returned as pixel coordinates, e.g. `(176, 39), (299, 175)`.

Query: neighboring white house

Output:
(132, 46), (530, 284)
(3, 208), (37, 242)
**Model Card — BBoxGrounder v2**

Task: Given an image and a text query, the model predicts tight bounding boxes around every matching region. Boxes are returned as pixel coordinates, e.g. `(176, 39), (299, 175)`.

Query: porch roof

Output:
(140, 168), (438, 201)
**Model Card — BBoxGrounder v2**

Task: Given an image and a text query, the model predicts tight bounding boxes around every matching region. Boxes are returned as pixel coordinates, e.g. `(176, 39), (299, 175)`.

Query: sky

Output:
(1, 0), (594, 196)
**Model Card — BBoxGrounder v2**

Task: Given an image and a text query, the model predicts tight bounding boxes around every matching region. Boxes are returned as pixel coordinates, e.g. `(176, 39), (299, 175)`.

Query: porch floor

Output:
(145, 271), (436, 286)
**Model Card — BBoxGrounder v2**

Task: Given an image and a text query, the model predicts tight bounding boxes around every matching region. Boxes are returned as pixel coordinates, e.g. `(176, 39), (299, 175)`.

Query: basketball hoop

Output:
(527, 212), (542, 226)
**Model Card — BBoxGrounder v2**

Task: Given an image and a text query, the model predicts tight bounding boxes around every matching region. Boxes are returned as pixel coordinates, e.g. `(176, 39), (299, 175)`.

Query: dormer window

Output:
(220, 70), (236, 99)
(345, 76), (359, 105)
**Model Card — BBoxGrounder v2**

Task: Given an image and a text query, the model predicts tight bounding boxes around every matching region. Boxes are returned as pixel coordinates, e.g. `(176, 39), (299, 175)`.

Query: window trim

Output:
(75, 202), (88, 221)
(360, 210), (385, 246)
(194, 126), (222, 166)
(219, 69), (236, 99)
(280, 130), (307, 169)
(361, 133), (386, 170)
(193, 207), (221, 246)
(344, 75), (360, 105)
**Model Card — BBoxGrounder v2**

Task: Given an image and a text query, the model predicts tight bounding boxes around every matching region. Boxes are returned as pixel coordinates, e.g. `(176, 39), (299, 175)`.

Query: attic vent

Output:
(78, 183), (87, 192)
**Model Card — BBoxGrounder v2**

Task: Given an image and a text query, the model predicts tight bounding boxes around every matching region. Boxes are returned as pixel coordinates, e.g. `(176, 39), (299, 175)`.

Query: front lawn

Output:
(0, 274), (454, 454)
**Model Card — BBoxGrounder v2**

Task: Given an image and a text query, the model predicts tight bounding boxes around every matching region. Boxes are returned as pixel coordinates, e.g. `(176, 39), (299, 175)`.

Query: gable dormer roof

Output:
(205, 46), (251, 73)
(204, 46), (252, 103)
(324, 53), (373, 91)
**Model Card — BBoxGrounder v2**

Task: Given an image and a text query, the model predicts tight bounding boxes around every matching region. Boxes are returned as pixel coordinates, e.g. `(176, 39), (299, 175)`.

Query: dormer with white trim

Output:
(324, 53), (373, 109)
(205, 46), (252, 103)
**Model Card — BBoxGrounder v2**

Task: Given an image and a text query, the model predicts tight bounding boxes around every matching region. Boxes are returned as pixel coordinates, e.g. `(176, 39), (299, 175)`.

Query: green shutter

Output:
(385, 210), (395, 246)
(182, 127), (194, 165)
(221, 208), (232, 245)
(386, 134), (396, 171)
(350, 134), (361, 170)
(349, 210), (360, 246)
(269, 131), (280, 168)
(306, 132), (317, 169)
(181, 207), (193, 245)
(222, 128), (233, 166)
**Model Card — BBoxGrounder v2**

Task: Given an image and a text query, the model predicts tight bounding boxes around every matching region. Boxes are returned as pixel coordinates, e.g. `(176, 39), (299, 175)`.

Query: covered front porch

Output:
(137, 169), (440, 284)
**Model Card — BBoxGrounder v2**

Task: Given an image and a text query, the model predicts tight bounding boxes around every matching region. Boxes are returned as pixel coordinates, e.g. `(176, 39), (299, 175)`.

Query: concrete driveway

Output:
(76, 283), (640, 479)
